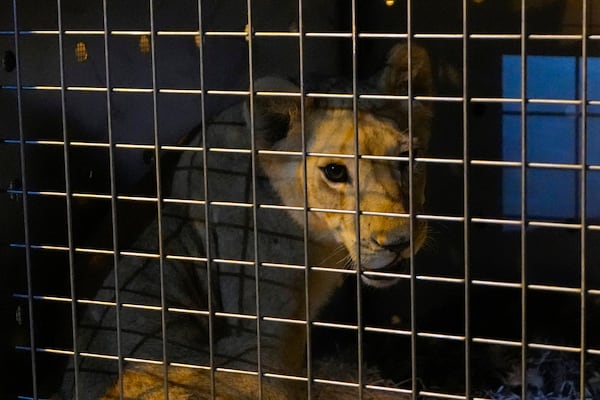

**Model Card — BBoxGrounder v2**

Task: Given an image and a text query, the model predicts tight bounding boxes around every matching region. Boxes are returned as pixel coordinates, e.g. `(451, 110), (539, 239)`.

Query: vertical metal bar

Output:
(56, 1), (81, 399)
(519, 0), (529, 397)
(11, 1), (39, 398)
(196, 1), (216, 399)
(101, 2), (124, 399)
(579, 1), (588, 397)
(406, 1), (418, 400)
(350, 0), (364, 398)
(297, 0), (313, 398)
(147, 1), (169, 398)
(461, 1), (471, 399)
(244, 2), (263, 398)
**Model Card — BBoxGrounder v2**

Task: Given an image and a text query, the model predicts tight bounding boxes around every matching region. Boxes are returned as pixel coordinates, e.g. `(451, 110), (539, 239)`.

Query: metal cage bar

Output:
(519, 1), (529, 398)
(196, 0), (217, 398)
(461, 1), (471, 399)
(579, 1), (589, 398)
(11, 0), (39, 398)
(350, 0), (364, 398)
(297, 0), (314, 397)
(147, 1), (171, 395)
(405, 2), (418, 400)
(55, 2), (81, 398)
(100, 0), (125, 398)
(244, 2), (265, 398)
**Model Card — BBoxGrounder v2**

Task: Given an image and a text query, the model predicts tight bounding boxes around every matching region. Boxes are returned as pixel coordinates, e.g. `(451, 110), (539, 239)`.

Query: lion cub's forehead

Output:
(308, 109), (409, 156)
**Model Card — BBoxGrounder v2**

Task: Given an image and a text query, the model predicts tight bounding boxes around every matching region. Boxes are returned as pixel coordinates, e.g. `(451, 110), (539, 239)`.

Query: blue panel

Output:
(589, 105), (600, 165)
(589, 171), (600, 216)
(527, 56), (576, 100)
(502, 55), (521, 110)
(502, 55), (600, 221)
(526, 169), (578, 220)
(588, 58), (600, 101)
(526, 104), (578, 164)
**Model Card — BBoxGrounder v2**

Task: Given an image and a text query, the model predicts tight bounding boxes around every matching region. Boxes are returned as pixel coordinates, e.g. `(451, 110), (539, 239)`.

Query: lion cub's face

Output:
(310, 109), (427, 287)
(262, 108), (427, 287)
(250, 43), (432, 287)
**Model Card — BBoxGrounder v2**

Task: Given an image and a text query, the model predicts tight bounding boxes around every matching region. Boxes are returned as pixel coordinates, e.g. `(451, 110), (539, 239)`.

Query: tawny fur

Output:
(101, 364), (410, 400)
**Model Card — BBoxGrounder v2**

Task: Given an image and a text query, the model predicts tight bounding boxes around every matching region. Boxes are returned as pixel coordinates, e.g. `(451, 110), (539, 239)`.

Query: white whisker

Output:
(317, 244), (348, 266)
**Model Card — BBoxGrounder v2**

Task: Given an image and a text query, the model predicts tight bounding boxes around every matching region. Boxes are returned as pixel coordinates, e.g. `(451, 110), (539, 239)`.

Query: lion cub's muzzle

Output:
(360, 244), (411, 288)
(358, 224), (426, 288)
(361, 258), (411, 288)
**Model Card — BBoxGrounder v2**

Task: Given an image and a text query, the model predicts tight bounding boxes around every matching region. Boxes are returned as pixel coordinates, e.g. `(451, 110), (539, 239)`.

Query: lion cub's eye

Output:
(321, 163), (349, 183)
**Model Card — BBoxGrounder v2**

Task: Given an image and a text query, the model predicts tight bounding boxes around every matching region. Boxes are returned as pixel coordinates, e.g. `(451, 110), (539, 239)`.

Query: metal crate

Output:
(1, 1), (599, 399)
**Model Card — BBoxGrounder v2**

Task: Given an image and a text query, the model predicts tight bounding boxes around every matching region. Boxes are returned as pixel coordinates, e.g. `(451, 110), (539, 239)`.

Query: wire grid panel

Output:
(2, 1), (600, 400)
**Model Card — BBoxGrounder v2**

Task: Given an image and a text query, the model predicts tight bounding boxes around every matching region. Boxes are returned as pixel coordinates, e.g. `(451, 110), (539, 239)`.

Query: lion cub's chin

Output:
(360, 258), (410, 288)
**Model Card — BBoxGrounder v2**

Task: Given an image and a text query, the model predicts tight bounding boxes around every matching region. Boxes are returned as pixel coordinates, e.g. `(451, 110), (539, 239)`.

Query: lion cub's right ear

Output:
(244, 77), (304, 150)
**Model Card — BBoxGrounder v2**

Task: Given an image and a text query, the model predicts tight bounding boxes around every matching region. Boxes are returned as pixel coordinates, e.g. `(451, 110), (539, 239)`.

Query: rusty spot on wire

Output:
(139, 35), (150, 54)
(75, 42), (88, 62)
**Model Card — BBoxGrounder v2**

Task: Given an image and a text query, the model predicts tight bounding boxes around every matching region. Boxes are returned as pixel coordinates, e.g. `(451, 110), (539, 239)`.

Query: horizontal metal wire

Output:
(5, 192), (598, 230)
(4, 193), (598, 228)
(309, 266), (357, 275)
(471, 280), (522, 289)
(365, 384), (412, 395)
(3, 140), (599, 173)
(16, 339), (599, 368)
(470, 217), (521, 226)
(473, 279), (600, 293)
(469, 34), (522, 40)
(2, 30), (600, 41)
(264, 372), (308, 382)
(363, 326), (411, 336)
(415, 275), (464, 284)
(13, 273), (600, 305)
(419, 390), (467, 400)
(528, 342), (583, 353)
(417, 332), (465, 341)
(2, 86), (599, 107)
(472, 337), (521, 347)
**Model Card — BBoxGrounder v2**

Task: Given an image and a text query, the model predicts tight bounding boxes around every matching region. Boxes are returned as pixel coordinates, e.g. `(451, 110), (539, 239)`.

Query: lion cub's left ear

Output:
(376, 43), (434, 148)
(243, 77), (304, 150)
(378, 43), (433, 98)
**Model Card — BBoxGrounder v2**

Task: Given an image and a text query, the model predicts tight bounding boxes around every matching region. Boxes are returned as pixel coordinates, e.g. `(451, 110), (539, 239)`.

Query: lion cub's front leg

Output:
(101, 365), (291, 400)
(102, 251), (345, 399)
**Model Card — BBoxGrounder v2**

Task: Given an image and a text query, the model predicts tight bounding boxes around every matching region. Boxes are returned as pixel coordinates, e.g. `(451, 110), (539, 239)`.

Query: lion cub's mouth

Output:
(361, 258), (410, 287)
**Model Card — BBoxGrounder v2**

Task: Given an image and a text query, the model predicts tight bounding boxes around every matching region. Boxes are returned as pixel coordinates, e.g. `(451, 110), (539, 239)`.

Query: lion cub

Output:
(58, 43), (433, 400)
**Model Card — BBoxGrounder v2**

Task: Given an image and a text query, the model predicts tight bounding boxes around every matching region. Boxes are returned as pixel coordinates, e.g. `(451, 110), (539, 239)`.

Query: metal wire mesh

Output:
(1, 1), (599, 399)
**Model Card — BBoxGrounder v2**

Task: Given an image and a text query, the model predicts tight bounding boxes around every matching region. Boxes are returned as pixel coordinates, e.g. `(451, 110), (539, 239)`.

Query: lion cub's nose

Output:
(373, 233), (410, 254)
